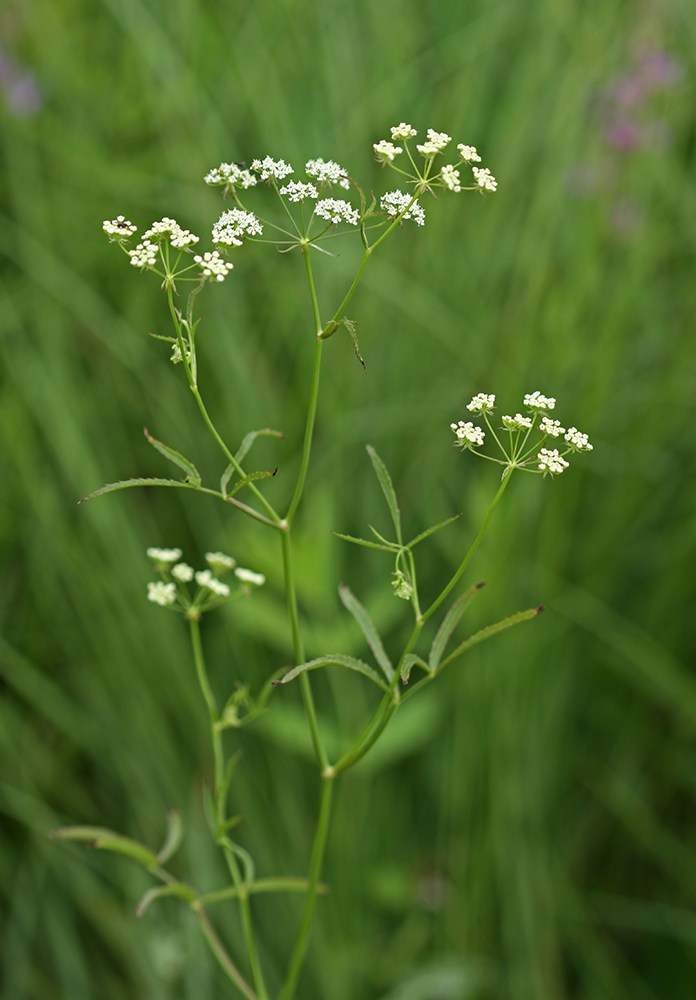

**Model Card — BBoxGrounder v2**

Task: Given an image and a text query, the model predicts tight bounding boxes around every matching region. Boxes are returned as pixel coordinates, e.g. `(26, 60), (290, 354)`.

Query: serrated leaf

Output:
(136, 882), (198, 917)
(273, 655), (389, 692)
(156, 809), (183, 865)
(367, 525), (400, 549)
(226, 468), (277, 499)
(144, 428), (201, 484)
(78, 478), (198, 504)
(342, 317), (367, 371)
(440, 607), (545, 669)
(330, 531), (395, 552)
(338, 583), (394, 681)
(366, 445), (402, 544)
(234, 427), (285, 464)
(429, 582), (486, 673)
(407, 514), (462, 548)
(400, 654), (429, 684)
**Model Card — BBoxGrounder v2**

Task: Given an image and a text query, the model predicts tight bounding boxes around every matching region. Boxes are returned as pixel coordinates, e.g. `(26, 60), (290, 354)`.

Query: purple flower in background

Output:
(0, 47), (44, 118)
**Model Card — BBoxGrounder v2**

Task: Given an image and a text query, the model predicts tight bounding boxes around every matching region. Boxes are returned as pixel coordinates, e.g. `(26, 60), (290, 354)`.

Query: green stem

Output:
(333, 697), (398, 775)
(278, 776), (334, 1000)
(285, 340), (322, 525)
(222, 845), (269, 1000)
(194, 905), (259, 1000)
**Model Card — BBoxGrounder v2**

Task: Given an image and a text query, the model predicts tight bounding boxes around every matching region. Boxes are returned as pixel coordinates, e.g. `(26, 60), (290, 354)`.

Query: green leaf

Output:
(216, 815), (242, 837)
(330, 531), (395, 552)
(400, 654), (429, 684)
(341, 317), (367, 371)
(338, 583), (394, 682)
(78, 478), (199, 504)
(273, 655), (390, 692)
(50, 825), (158, 868)
(440, 606), (545, 669)
(366, 445), (402, 544)
(234, 427), (285, 465)
(144, 428), (201, 485)
(407, 514), (462, 548)
(136, 882), (198, 917)
(156, 809), (183, 865)
(226, 467), (277, 499)
(429, 582), (486, 673)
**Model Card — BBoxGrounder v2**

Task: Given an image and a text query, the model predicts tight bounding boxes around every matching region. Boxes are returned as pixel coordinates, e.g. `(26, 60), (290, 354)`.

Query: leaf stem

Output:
(194, 904), (259, 1000)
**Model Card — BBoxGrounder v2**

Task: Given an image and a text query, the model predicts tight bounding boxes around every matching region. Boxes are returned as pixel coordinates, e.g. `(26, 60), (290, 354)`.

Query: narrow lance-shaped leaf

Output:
(400, 654), (429, 684)
(366, 445), (402, 544)
(407, 514), (463, 549)
(330, 530), (396, 553)
(78, 478), (200, 504)
(429, 582), (486, 673)
(136, 882), (198, 918)
(50, 825), (158, 868)
(157, 809), (184, 865)
(234, 427), (285, 465)
(339, 583), (394, 681)
(144, 428), (201, 485)
(440, 607), (545, 669)
(225, 468), (277, 500)
(273, 655), (390, 693)
(367, 525), (401, 550)
(342, 317), (367, 371)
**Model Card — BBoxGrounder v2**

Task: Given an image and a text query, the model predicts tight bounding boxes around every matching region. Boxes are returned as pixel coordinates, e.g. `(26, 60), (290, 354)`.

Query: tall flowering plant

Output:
(53, 124), (591, 1000)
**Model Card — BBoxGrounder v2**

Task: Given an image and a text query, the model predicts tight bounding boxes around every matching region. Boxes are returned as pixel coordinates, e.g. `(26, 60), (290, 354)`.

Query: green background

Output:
(2, 0), (696, 997)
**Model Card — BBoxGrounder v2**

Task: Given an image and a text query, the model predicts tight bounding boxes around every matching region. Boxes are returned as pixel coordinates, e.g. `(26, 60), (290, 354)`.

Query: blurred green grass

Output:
(1, 0), (696, 997)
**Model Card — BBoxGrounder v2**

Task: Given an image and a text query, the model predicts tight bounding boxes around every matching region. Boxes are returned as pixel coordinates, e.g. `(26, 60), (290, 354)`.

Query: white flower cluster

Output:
(380, 190), (425, 226)
(391, 123), (418, 139)
(195, 569), (230, 597)
(172, 563), (194, 582)
(252, 156), (294, 181)
(524, 391), (556, 411)
(540, 416), (565, 437)
(147, 547), (182, 564)
(305, 158), (350, 190)
(466, 393), (495, 414)
(145, 546), (264, 613)
(416, 129), (452, 155)
(128, 241), (158, 269)
(314, 198), (360, 226)
(148, 581), (177, 606)
(472, 167), (497, 192)
(204, 162), (257, 190)
(502, 413), (533, 430)
(450, 420), (485, 447)
(440, 164), (461, 192)
(235, 567), (266, 586)
(564, 427), (593, 452)
(206, 551), (237, 572)
(142, 218), (200, 248)
(194, 250), (234, 282)
(103, 215), (137, 240)
(457, 144), (481, 162)
(212, 208), (263, 246)
(373, 140), (403, 162)
(538, 449), (569, 476)
(279, 180), (318, 202)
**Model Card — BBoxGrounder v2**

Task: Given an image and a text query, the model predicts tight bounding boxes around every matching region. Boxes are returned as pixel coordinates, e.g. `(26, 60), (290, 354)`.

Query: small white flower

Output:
(537, 448), (569, 475)
(501, 413), (533, 430)
(314, 198), (360, 226)
(142, 217), (199, 248)
(524, 391), (556, 411)
(147, 547), (183, 564)
(279, 180), (318, 202)
(390, 123), (417, 140)
(416, 129), (452, 155)
(205, 551), (237, 574)
(380, 190), (425, 226)
(466, 393), (495, 414)
(457, 144), (481, 162)
(195, 569), (231, 597)
(251, 156), (294, 181)
(540, 416), (565, 438)
(212, 208), (263, 246)
(147, 581), (177, 606)
(472, 167), (497, 192)
(373, 140), (403, 162)
(204, 162), (258, 190)
(128, 240), (158, 269)
(305, 158), (350, 190)
(452, 420), (485, 447)
(171, 563), (194, 582)
(103, 215), (137, 240)
(193, 250), (233, 282)
(440, 165), (461, 192)
(234, 567), (266, 586)
(564, 426), (593, 452)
